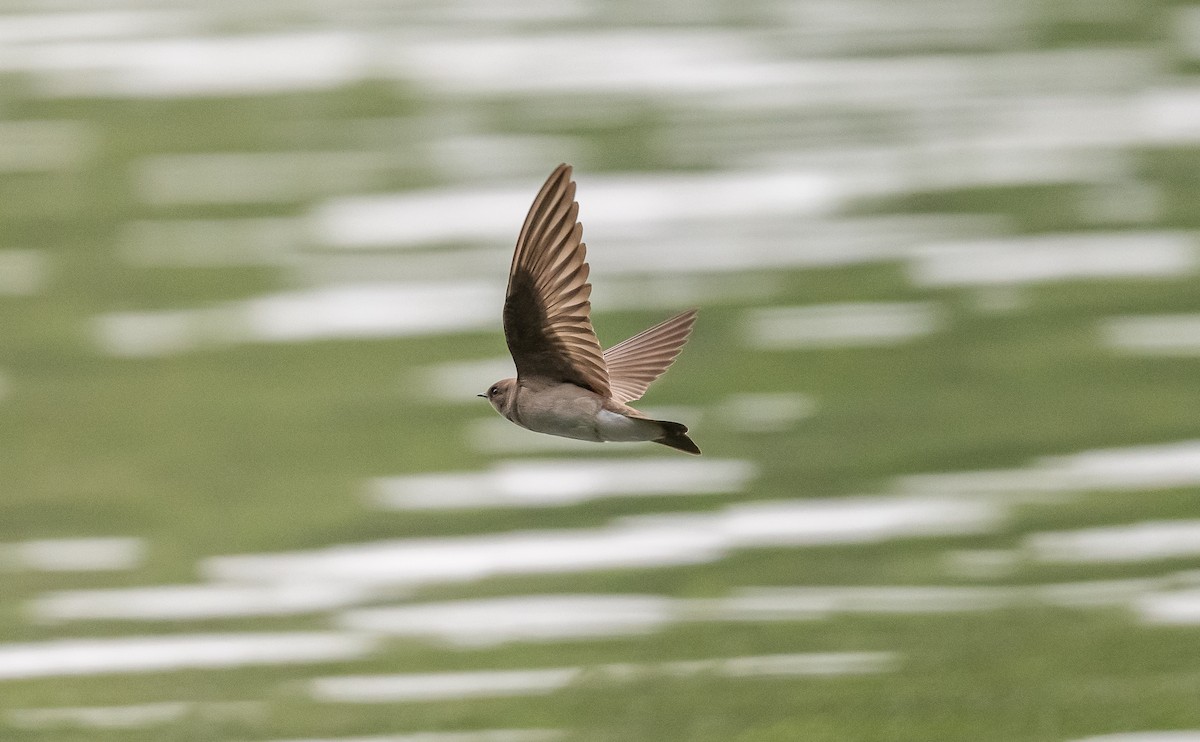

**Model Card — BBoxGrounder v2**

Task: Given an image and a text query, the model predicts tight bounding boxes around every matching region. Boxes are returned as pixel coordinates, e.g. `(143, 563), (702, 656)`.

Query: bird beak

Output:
(477, 393), (486, 398)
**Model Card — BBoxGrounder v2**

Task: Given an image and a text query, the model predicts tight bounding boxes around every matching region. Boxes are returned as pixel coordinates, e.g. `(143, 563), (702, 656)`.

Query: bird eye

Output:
(489, 386), (498, 397)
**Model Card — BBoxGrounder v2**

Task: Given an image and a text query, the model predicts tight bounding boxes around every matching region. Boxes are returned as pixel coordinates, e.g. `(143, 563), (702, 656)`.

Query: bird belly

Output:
(513, 385), (605, 442)
(512, 384), (664, 443)
(594, 409), (662, 442)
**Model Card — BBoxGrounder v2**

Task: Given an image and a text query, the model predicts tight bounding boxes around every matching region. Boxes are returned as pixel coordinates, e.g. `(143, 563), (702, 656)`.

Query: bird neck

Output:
(502, 382), (522, 425)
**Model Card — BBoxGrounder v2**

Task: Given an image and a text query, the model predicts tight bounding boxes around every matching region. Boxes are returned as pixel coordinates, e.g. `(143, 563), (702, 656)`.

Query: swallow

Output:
(479, 164), (700, 454)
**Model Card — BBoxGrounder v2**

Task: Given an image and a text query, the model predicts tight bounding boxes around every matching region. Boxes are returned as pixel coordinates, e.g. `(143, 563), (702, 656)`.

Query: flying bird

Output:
(480, 164), (700, 454)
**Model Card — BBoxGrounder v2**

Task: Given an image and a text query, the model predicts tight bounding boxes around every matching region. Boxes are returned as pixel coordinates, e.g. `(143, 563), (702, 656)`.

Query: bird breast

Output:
(512, 382), (606, 442)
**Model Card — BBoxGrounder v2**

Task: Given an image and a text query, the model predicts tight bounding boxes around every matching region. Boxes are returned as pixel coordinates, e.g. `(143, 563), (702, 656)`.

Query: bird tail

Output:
(652, 420), (701, 455)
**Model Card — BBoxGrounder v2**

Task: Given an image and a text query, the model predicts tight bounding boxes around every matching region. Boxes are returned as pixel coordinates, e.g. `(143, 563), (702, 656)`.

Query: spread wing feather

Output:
(503, 164), (611, 396)
(603, 309), (698, 404)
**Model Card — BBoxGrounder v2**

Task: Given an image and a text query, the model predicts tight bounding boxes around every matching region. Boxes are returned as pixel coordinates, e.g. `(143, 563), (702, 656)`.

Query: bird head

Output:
(478, 377), (517, 416)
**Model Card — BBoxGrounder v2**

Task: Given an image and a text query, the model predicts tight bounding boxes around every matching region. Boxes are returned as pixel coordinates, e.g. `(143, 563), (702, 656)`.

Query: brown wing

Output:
(503, 164), (610, 396)
(603, 309), (697, 404)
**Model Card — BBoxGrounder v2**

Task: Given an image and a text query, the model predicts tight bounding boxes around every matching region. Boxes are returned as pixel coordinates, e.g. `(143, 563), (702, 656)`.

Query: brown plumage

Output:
(481, 164), (701, 455)
(603, 309), (698, 405)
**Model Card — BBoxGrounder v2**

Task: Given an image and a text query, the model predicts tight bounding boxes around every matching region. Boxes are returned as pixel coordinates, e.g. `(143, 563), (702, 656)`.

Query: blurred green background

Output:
(2, 1), (1200, 740)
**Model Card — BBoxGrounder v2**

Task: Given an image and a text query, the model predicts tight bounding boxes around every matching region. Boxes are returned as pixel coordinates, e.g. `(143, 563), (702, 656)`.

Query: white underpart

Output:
(594, 408), (661, 442)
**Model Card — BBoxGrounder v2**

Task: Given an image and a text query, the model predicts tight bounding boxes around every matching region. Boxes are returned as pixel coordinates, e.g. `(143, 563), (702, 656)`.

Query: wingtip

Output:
(671, 307), (700, 332)
(543, 163), (575, 195)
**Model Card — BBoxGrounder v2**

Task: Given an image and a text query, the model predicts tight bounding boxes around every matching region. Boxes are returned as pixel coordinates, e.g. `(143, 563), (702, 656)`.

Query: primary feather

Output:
(502, 164), (611, 396)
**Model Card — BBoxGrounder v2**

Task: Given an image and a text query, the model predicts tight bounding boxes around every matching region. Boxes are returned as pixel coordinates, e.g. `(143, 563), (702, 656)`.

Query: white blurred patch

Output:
(6, 701), (260, 730)
(0, 120), (93, 172)
(900, 465), (1075, 497)
(368, 458), (755, 510)
(285, 247), (507, 285)
(1035, 577), (1176, 609)
(310, 652), (898, 703)
(943, 549), (1020, 579)
(676, 134), (1124, 195)
(378, 30), (805, 97)
(1136, 588), (1200, 625)
(731, 576), (1200, 618)
(28, 33), (368, 98)
(1102, 315), (1200, 356)
(9, 702), (191, 730)
(258, 733), (563, 742)
(93, 310), (207, 357)
(720, 495), (999, 546)
(427, 134), (585, 180)
(746, 302), (941, 349)
(30, 582), (379, 622)
(0, 537), (144, 572)
(30, 575), (1186, 651)
(715, 392), (816, 432)
(1028, 521), (1200, 564)
(909, 140), (1129, 192)
(420, 357), (514, 403)
(910, 233), (1198, 287)
(718, 585), (1013, 619)
(0, 250), (48, 296)
(339, 595), (676, 646)
(379, 31), (1143, 107)
(314, 182), (530, 249)
(0, 10), (193, 44)
(313, 667), (579, 703)
(336, 574), (1200, 646)
(980, 92), (1139, 149)
(899, 440), (1200, 496)
(93, 282), (500, 357)
(775, 0), (1022, 51)
(602, 273), (787, 308)
(1042, 440), (1200, 491)
(206, 520), (727, 587)
(440, 0), (589, 22)
(309, 209), (997, 283)
(245, 282), (497, 343)
(681, 652), (898, 677)
(595, 216), (878, 277)
(205, 495), (1001, 588)
(312, 168), (840, 249)
(134, 151), (384, 205)
(119, 218), (302, 267)
(0, 632), (376, 679)
(1069, 733), (1200, 742)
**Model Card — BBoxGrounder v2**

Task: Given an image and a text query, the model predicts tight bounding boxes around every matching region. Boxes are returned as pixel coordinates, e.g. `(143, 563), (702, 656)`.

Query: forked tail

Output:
(653, 419), (701, 455)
